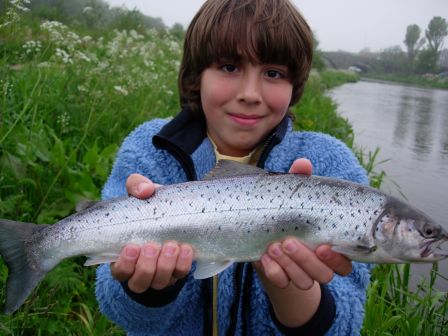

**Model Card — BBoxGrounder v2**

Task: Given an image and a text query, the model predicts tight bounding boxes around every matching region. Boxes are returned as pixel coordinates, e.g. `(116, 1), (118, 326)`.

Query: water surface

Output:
(330, 80), (448, 290)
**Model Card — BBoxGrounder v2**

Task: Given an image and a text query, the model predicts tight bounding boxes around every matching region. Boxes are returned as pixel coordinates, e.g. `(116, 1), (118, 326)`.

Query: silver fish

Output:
(0, 160), (447, 314)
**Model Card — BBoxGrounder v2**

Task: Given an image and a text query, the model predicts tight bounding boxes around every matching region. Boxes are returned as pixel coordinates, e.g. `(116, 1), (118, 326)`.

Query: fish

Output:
(0, 160), (447, 314)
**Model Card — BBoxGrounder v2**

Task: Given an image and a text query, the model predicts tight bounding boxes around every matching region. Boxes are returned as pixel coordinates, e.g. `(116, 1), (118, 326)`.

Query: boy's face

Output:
(200, 61), (293, 157)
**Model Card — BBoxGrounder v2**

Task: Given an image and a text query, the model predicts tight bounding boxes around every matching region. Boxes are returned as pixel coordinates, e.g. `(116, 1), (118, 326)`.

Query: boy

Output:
(96, 0), (371, 334)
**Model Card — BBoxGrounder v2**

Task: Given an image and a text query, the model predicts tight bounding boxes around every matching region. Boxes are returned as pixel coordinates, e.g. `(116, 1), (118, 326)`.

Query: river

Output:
(329, 80), (448, 291)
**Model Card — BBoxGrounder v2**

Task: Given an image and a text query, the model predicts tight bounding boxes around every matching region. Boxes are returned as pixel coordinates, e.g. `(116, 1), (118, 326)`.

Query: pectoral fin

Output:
(193, 260), (234, 279)
(84, 253), (120, 266)
(331, 244), (377, 258)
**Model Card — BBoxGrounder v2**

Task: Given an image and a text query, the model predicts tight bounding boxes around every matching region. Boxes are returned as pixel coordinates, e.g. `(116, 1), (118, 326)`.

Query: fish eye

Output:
(421, 224), (438, 238)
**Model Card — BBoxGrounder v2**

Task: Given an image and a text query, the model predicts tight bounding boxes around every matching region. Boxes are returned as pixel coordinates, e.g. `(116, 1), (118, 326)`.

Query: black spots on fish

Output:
(344, 231), (350, 237)
(137, 207), (140, 212)
(351, 212), (356, 218)
(105, 213), (110, 217)
(202, 208), (206, 213)
(339, 214), (344, 220)
(358, 209), (362, 214)
(317, 226), (322, 231)
(332, 223), (337, 229)
(306, 220), (311, 225)
(218, 226), (222, 231)
(355, 225), (359, 231)
(281, 228), (285, 233)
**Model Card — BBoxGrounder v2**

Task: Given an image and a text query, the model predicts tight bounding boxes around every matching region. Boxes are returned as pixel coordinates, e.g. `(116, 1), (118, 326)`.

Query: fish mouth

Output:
(421, 237), (448, 260)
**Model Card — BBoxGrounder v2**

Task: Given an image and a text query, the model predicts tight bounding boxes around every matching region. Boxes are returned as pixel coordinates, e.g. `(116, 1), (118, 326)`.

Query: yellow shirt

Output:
(208, 133), (261, 165)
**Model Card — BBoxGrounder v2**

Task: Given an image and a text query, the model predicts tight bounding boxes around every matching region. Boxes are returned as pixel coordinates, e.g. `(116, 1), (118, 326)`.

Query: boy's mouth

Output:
(228, 113), (263, 126)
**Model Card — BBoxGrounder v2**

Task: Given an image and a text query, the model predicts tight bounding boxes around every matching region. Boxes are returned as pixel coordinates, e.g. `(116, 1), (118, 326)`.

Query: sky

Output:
(106, 0), (448, 53)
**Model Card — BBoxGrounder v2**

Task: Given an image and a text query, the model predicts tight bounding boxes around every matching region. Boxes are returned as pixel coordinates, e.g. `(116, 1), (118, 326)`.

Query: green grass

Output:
(0, 7), (447, 335)
(362, 72), (448, 91)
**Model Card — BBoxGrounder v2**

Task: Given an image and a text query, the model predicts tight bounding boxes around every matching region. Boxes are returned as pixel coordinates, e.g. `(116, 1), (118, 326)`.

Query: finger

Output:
(316, 245), (353, 276)
(173, 244), (193, 279)
(110, 244), (141, 282)
(126, 174), (157, 199)
(151, 241), (180, 290)
(289, 158), (313, 175)
(261, 252), (290, 289)
(268, 242), (314, 290)
(280, 239), (334, 285)
(127, 243), (161, 293)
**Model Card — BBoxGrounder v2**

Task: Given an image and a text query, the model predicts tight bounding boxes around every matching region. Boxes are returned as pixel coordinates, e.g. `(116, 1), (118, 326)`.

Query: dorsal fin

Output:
(203, 160), (266, 180)
(76, 200), (99, 212)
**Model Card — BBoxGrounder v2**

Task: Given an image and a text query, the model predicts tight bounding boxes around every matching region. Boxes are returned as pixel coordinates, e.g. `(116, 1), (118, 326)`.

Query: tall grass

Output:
(0, 4), (446, 335)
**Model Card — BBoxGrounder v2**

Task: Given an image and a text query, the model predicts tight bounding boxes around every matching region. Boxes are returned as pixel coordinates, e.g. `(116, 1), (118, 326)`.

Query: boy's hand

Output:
(256, 158), (352, 289)
(110, 174), (193, 293)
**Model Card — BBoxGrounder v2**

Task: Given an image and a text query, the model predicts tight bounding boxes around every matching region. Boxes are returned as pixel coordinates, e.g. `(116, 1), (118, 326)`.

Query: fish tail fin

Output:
(0, 219), (49, 315)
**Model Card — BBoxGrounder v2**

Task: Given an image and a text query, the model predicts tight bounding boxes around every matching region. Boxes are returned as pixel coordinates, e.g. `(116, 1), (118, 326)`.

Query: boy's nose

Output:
(236, 73), (262, 105)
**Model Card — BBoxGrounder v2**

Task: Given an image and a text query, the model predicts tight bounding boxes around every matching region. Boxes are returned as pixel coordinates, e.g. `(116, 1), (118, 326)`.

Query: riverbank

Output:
(1, 11), (446, 333)
(361, 73), (448, 91)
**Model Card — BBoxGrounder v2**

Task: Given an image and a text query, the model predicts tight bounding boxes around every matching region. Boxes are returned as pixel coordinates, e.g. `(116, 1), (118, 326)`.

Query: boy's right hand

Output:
(110, 174), (194, 293)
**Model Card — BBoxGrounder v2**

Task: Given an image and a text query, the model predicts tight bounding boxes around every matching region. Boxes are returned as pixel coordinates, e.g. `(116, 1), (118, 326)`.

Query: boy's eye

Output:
(265, 69), (284, 79)
(220, 64), (238, 73)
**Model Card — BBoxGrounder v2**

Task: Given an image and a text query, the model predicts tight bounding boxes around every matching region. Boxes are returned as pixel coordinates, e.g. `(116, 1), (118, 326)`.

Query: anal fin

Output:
(193, 260), (234, 279)
(84, 253), (120, 266)
(331, 244), (377, 259)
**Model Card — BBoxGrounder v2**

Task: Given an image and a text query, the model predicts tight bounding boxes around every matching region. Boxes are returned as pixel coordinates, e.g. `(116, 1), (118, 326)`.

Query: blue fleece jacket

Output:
(95, 117), (371, 335)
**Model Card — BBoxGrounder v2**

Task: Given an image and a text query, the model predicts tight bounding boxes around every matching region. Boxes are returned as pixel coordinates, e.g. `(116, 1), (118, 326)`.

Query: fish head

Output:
(374, 199), (448, 263)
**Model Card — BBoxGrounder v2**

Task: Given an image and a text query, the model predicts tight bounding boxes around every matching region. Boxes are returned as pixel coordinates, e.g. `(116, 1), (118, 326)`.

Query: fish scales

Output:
(1, 160), (447, 314)
(34, 173), (387, 266)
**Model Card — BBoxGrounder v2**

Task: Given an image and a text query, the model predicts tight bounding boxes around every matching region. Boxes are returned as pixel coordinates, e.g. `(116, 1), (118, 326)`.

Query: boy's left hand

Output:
(255, 158), (352, 289)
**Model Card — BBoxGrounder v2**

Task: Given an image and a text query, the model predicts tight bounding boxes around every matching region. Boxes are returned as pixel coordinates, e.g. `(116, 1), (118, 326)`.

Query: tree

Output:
(420, 16), (448, 72)
(425, 16), (448, 55)
(404, 24), (425, 70)
(379, 46), (408, 74)
(311, 34), (326, 71)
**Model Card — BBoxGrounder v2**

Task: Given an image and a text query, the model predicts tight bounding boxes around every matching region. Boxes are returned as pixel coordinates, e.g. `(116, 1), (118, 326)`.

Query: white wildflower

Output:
(56, 112), (70, 134)
(37, 61), (51, 68)
(0, 0), (31, 28)
(22, 40), (42, 54)
(74, 51), (91, 63)
(114, 85), (129, 96)
(77, 85), (88, 92)
(55, 48), (73, 64)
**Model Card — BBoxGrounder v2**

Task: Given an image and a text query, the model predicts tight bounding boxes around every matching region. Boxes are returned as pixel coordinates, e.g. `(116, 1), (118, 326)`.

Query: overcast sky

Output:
(106, 0), (447, 53)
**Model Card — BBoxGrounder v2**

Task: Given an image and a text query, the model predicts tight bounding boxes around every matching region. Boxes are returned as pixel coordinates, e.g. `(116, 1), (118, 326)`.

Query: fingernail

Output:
(143, 245), (158, 257)
(180, 246), (191, 258)
(270, 245), (282, 257)
(262, 254), (272, 265)
(283, 240), (297, 254)
(137, 182), (151, 194)
(318, 250), (332, 260)
(125, 246), (139, 259)
(164, 243), (177, 257)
